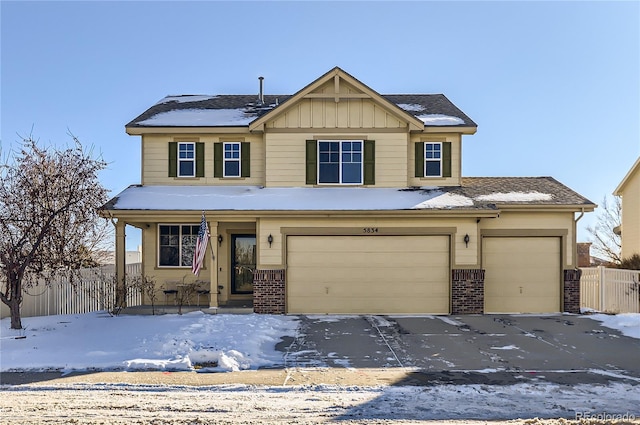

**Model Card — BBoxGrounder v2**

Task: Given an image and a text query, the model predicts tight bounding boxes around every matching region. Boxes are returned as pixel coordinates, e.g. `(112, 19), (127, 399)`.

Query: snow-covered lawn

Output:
(0, 311), (299, 373)
(1, 311), (640, 374)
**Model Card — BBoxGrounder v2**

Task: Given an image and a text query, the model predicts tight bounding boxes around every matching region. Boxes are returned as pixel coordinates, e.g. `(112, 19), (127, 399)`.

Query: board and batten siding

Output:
(141, 134), (265, 186)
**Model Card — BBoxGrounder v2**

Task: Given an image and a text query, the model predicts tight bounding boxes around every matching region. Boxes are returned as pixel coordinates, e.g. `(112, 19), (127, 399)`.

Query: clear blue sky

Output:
(2, 1), (639, 250)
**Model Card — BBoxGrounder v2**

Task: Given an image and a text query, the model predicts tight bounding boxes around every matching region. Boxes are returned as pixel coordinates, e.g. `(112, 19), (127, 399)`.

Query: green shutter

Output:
(241, 142), (250, 178)
(213, 142), (223, 178)
(195, 142), (205, 177)
(305, 140), (317, 185)
(168, 142), (177, 177)
(363, 140), (375, 185)
(414, 142), (424, 177)
(442, 142), (452, 178)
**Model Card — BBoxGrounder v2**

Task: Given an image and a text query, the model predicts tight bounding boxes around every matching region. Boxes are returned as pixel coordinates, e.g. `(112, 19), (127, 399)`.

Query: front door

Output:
(231, 234), (256, 294)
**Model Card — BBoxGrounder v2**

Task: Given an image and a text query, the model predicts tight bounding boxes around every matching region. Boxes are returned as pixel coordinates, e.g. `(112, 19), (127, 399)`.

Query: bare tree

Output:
(0, 135), (108, 329)
(587, 195), (622, 264)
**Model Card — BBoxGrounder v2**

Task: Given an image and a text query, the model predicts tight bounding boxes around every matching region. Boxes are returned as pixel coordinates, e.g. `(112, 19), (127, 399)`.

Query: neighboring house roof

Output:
(613, 156), (640, 196)
(102, 177), (594, 212)
(125, 66), (477, 129)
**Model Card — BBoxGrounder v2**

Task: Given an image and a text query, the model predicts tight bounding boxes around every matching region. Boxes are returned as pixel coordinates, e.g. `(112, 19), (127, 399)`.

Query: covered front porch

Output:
(108, 213), (260, 311)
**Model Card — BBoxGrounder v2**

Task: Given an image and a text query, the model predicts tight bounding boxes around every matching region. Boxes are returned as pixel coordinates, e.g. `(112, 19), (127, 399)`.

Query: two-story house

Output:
(614, 157), (640, 259)
(101, 67), (595, 315)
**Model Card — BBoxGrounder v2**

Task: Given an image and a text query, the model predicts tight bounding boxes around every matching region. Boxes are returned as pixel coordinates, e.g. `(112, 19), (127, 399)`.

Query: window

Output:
(177, 142), (196, 177)
(424, 142), (442, 177)
(224, 142), (241, 177)
(214, 142), (250, 178)
(158, 224), (200, 267)
(318, 140), (363, 184)
(414, 141), (451, 178)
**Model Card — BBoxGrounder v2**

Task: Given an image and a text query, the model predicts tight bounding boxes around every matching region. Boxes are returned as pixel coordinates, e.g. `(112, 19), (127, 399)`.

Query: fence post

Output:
(598, 265), (606, 312)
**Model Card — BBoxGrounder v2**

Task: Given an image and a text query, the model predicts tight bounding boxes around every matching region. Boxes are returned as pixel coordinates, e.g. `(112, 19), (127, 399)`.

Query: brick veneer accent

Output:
(563, 269), (581, 314)
(253, 269), (286, 314)
(451, 269), (485, 314)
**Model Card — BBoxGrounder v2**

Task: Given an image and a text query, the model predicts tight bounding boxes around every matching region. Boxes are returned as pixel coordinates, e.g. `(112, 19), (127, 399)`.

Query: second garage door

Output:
(483, 237), (561, 313)
(287, 235), (450, 314)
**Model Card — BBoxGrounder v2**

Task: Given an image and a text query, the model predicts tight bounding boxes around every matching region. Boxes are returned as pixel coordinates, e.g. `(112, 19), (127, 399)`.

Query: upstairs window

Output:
(178, 142), (196, 177)
(424, 142), (442, 177)
(214, 142), (251, 178)
(224, 142), (241, 177)
(158, 224), (199, 267)
(318, 140), (363, 184)
(306, 140), (375, 185)
(414, 141), (452, 178)
(168, 142), (204, 178)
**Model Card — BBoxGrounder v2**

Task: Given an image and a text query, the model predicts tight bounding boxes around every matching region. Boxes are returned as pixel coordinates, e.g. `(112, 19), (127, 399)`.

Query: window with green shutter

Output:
(307, 139), (372, 185)
(363, 140), (375, 185)
(169, 141), (204, 178)
(305, 140), (317, 185)
(214, 142), (250, 178)
(415, 141), (451, 178)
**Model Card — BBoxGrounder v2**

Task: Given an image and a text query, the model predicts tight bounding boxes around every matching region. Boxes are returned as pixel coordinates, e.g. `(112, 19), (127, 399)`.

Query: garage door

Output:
(287, 235), (450, 314)
(483, 237), (561, 313)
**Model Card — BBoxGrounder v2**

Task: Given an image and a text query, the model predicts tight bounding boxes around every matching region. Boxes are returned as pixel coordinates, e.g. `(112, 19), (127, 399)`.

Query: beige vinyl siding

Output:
(620, 170), (640, 258)
(479, 211), (575, 267)
(287, 235), (450, 314)
(483, 237), (561, 313)
(265, 133), (408, 187)
(257, 216), (477, 268)
(141, 134), (265, 186)
(408, 134), (462, 187)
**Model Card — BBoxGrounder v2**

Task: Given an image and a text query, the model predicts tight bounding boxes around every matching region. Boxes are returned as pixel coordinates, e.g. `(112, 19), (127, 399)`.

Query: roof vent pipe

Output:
(258, 76), (264, 105)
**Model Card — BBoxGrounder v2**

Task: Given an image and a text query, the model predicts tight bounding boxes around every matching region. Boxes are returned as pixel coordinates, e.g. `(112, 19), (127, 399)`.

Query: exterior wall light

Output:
(217, 234), (223, 246)
(464, 234), (470, 248)
(267, 234), (273, 247)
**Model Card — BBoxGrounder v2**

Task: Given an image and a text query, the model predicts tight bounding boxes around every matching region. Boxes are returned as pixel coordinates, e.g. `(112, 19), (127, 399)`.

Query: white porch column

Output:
(115, 219), (127, 309)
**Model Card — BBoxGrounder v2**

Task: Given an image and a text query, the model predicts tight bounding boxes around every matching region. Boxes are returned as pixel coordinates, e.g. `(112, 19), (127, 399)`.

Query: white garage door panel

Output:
(483, 237), (561, 313)
(287, 235), (450, 314)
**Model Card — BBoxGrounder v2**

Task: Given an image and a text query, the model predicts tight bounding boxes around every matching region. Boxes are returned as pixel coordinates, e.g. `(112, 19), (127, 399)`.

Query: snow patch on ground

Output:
(0, 311), (299, 373)
(588, 313), (640, 339)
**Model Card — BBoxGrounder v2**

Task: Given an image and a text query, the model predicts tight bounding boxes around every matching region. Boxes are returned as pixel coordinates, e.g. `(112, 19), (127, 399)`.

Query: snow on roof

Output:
(108, 186), (486, 211)
(136, 108), (255, 127)
(412, 192), (475, 208)
(475, 191), (553, 202)
(156, 95), (219, 105)
(396, 103), (425, 112)
(417, 114), (465, 126)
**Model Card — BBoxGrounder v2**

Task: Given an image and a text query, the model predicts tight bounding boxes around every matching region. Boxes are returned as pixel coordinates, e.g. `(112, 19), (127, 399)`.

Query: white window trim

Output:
(424, 142), (443, 178)
(223, 142), (241, 178)
(317, 140), (364, 185)
(177, 142), (196, 178)
(157, 224), (198, 268)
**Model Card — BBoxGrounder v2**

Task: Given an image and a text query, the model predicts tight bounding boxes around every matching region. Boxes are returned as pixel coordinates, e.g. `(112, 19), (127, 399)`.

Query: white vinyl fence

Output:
(0, 264), (142, 319)
(580, 266), (640, 314)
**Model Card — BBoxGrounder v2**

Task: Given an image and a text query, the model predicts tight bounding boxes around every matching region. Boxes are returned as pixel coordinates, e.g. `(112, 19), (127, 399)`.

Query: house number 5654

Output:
(363, 227), (379, 233)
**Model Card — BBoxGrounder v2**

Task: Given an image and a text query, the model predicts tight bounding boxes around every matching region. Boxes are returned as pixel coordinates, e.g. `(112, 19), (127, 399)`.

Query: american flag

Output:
(192, 212), (210, 276)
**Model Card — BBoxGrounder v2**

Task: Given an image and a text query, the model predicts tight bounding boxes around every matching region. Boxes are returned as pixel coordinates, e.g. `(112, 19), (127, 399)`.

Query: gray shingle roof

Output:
(453, 177), (595, 207)
(126, 93), (476, 128)
(101, 177), (594, 212)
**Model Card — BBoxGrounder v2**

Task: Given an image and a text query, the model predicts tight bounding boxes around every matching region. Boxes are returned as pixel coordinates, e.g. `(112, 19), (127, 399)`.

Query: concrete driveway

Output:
(280, 314), (640, 385)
